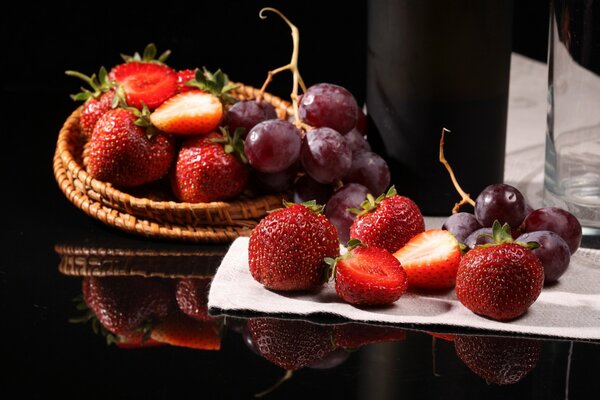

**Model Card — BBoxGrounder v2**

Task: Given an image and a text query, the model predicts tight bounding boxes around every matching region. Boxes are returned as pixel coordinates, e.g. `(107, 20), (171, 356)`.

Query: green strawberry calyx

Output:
(478, 220), (539, 250)
(212, 127), (248, 164)
(348, 185), (397, 216)
(323, 238), (364, 282)
(186, 67), (240, 105)
(65, 66), (116, 102)
(120, 43), (171, 65)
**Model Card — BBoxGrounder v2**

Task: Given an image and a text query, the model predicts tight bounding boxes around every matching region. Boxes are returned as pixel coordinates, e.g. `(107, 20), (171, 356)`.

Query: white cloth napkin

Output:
(208, 235), (600, 340)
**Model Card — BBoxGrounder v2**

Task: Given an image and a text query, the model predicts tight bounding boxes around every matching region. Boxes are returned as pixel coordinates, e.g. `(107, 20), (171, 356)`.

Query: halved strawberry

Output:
(150, 310), (221, 350)
(393, 229), (461, 289)
(329, 242), (408, 306)
(150, 91), (223, 135)
(109, 62), (178, 109)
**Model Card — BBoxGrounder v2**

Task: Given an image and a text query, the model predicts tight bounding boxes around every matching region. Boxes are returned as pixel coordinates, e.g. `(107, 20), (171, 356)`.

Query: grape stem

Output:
(258, 7), (308, 130)
(439, 128), (476, 213)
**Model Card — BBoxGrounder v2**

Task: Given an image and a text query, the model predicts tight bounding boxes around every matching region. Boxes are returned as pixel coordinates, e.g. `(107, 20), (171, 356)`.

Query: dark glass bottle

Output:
(367, 0), (513, 215)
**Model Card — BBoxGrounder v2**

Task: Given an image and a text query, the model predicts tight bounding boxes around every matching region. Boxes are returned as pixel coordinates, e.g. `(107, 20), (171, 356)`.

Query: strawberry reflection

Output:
(71, 276), (221, 350)
(454, 334), (541, 385)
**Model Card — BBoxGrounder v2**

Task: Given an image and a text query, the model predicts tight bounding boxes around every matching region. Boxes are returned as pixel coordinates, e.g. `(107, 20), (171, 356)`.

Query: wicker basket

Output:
(54, 84), (293, 242)
(56, 244), (225, 278)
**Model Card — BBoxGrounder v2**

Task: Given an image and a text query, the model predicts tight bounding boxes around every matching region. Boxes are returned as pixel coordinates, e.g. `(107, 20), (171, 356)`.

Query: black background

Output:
(7, 1), (597, 399)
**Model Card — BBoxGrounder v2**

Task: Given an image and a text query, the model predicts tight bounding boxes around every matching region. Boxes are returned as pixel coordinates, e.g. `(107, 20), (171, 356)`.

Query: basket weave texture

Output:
(53, 84), (292, 242)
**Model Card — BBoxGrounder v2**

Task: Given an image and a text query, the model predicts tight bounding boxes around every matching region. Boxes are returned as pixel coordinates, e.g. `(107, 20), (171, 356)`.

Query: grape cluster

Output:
(442, 183), (582, 284)
(228, 83), (390, 241)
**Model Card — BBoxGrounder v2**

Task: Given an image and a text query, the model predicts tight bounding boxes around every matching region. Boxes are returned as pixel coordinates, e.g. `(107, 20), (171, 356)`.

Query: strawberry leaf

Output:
(188, 67), (240, 105)
(65, 66), (114, 101)
(121, 43), (171, 65)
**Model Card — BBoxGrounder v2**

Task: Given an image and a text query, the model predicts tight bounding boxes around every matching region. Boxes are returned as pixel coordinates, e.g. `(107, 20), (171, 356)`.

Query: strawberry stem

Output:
(439, 128), (476, 214)
(258, 7), (307, 130)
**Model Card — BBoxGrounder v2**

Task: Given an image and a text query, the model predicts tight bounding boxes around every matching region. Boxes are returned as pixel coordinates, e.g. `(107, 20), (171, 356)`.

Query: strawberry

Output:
(333, 322), (406, 349)
(349, 186), (425, 253)
(170, 130), (248, 203)
(109, 62), (178, 110)
(393, 229), (462, 289)
(150, 310), (221, 350)
(114, 333), (165, 349)
(245, 317), (334, 371)
(65, 67), (119, 137)
(455, 222), (544, 321)
(327, 240), (407, 306)
(454, 335), (541, 385)
(149, 91), (223, 135)
(248, 201), (340, 291)
(175, 278), (212, 321)
(81, 276), (175, 336)
(87, 108), (175, 187)
(176, 69), (198, 93)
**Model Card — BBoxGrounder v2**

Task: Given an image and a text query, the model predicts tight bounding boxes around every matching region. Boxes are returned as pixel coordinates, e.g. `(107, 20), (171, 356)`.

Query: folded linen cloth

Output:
(208, 234), (600, 340)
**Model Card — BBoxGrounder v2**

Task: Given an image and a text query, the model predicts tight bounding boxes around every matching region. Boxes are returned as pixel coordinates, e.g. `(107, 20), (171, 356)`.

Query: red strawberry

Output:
(393, 229), (462, 289)
(80, 90), (116, 137)
(176, 69), (198, 93)
(249, 202), (340, 291)
(245, 317), (334, 371)
(330, 242), (407, 306)
(150, 91), (223, 135)
(455, 222), (544, 321)
(170, 130), (248, 202)
(65, 67), (118, 137)
(454, 335), (541, 385)
(150, 310), (221, 350)
(333, 322), (406, 349)
(87, 108), (175, 187)
(82, 276), (175, 335)
(175, 278), (212, 321)
(349, 186), (425, 253)
(109, 61), (178, 109)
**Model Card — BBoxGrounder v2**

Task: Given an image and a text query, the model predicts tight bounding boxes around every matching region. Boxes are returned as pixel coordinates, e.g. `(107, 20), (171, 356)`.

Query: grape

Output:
(442, 212), (482, 243)
(342, 151), (390, 196)
(474, 184), (527, 228)
(224, 100), (277, 139)
(516, 230), (571, 284)
(292, 174), (334, 205)
(355, 108), (368, 135)
(301, 127), (352, 184)
(252, 163), (299, 193)
(245, 119), (301, 173)
(298, 83), (358, 134)
(344, 128), (371, 154)
(464, 227), (494, 249)
(325, 183), (370, 244)
(522, 207), (582, 254)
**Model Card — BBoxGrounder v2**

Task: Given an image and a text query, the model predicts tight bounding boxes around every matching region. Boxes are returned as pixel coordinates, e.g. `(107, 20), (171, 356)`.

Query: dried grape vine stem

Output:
(257, 7), (309, 130)
(439, 128), (476, 213)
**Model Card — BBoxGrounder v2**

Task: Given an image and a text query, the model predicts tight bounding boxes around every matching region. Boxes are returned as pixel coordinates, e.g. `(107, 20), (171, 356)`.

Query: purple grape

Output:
(301, 127), (352, 184)
(245, 119), (301, 173)
(474, 184), (528, 228)
(224, 100), (277, 139)
(442, 212), (482, 243)
(299, 83), (358, 134)
(325, 183), (369, 244)
(342, 151), (390, 196)
(344, 128), (371, 154)
(516, 230), (571, 284)
(464, 227), (494, 249)
(292, 174), (334, 205)
(355, 108), (368, 135)
(522, 207), (582, 254)
(252, 163), (299, 193)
